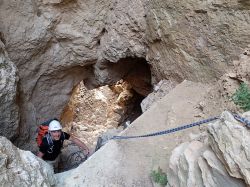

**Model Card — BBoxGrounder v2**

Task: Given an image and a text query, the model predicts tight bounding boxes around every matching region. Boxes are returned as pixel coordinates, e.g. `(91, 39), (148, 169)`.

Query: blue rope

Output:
(111, 114), (250, 140)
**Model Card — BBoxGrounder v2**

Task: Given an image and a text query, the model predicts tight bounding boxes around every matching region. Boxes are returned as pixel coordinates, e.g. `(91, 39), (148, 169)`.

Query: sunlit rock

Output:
(168, 111), (250, 187)
(0, 136), (56, 187)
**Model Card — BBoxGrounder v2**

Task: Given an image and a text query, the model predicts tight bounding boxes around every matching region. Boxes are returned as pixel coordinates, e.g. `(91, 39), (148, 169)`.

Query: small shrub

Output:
(232, 82), (250, 111)
(151, 167), (168, 186)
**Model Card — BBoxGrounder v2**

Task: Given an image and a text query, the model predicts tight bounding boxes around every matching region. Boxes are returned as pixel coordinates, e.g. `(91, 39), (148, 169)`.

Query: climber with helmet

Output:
(37, 119), (89, 171)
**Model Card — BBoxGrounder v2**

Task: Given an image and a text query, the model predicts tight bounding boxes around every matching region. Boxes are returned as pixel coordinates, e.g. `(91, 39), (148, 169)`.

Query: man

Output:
(37, 120), (89, 171)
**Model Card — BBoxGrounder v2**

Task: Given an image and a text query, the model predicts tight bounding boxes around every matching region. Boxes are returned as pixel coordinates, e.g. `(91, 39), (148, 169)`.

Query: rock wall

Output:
(0, 136), (56, 187)
(0, 0), (250, 146)
(146, 0), (250, 83)
(61, 81), (133, 151)
(0, 0), (147, 146)
(55, 80), (216, 186)
(0, 40), (19, 141)
(168, 111), (250, 187)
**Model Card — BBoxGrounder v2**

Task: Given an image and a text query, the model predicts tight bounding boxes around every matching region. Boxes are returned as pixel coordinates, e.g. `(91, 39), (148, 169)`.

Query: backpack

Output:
(36, 118), (58, 147)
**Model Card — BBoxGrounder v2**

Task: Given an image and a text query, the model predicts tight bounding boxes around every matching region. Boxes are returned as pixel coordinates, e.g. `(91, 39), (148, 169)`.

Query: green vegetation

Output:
(232, 82), (250, 111)
(151, 167), (168, 186)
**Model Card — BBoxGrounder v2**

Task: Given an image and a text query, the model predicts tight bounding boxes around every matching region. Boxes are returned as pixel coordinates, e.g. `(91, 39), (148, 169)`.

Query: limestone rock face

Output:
(208, 111), (250, 185)
(55, 80), (213, 187)
(0, 0), (147, 146)
(61, 82), (128, 151)
(234, 45), (250, 83)
(1, 0), (250, 148)
(146, 0), (250, 83)
(141, 79), (176, 112)
(168, 141), (206, 187)
(168, 111), (250, 187)
(0, 40), (19, 141)
(42, 0), (67, 5)
(0, 136), (56, 187)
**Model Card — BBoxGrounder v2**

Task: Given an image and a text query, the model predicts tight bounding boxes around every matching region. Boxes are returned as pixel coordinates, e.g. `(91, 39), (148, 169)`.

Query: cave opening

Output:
(58, 57), (152, 172)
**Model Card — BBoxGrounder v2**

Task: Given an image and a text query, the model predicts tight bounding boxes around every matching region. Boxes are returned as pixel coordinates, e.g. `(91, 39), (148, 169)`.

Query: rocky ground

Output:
(60, 80), (144, 154)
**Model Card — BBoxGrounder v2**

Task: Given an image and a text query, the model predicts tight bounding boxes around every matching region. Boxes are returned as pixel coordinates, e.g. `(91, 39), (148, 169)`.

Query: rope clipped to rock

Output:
(111, 113), (250, 140)
(232, 114), (250, 127)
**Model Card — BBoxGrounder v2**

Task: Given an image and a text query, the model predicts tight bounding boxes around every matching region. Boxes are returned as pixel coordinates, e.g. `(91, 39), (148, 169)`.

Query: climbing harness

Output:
(45, 133), (54, 147)
(47, 144), (54, 154)
(111, 114), (250, 140)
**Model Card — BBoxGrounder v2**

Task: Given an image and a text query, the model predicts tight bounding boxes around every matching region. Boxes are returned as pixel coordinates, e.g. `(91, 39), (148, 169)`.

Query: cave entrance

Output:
(59, 58), (152, 172)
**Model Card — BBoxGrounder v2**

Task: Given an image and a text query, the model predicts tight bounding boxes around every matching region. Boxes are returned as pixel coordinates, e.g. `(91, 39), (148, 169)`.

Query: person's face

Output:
(50, 130), (62, 140)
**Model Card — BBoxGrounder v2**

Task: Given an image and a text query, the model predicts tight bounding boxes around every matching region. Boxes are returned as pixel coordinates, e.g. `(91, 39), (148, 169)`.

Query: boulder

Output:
(208, 111), (250, 185)
(0, 136), (56, 187)
(1, 0), (250, 148)
(168, 111), (250, 187)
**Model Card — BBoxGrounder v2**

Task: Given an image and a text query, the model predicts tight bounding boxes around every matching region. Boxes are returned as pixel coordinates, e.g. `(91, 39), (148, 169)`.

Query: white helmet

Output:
(49, 120), (62, 131)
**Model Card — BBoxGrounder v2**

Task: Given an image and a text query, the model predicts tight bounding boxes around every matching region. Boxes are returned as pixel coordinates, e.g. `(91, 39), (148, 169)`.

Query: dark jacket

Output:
(39, 132), (70, 161)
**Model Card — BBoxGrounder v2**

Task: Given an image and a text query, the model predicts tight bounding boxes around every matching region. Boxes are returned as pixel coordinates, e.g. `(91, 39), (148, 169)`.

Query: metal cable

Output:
(112, 114), (250, 140)
(112, 116), (219, 140)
